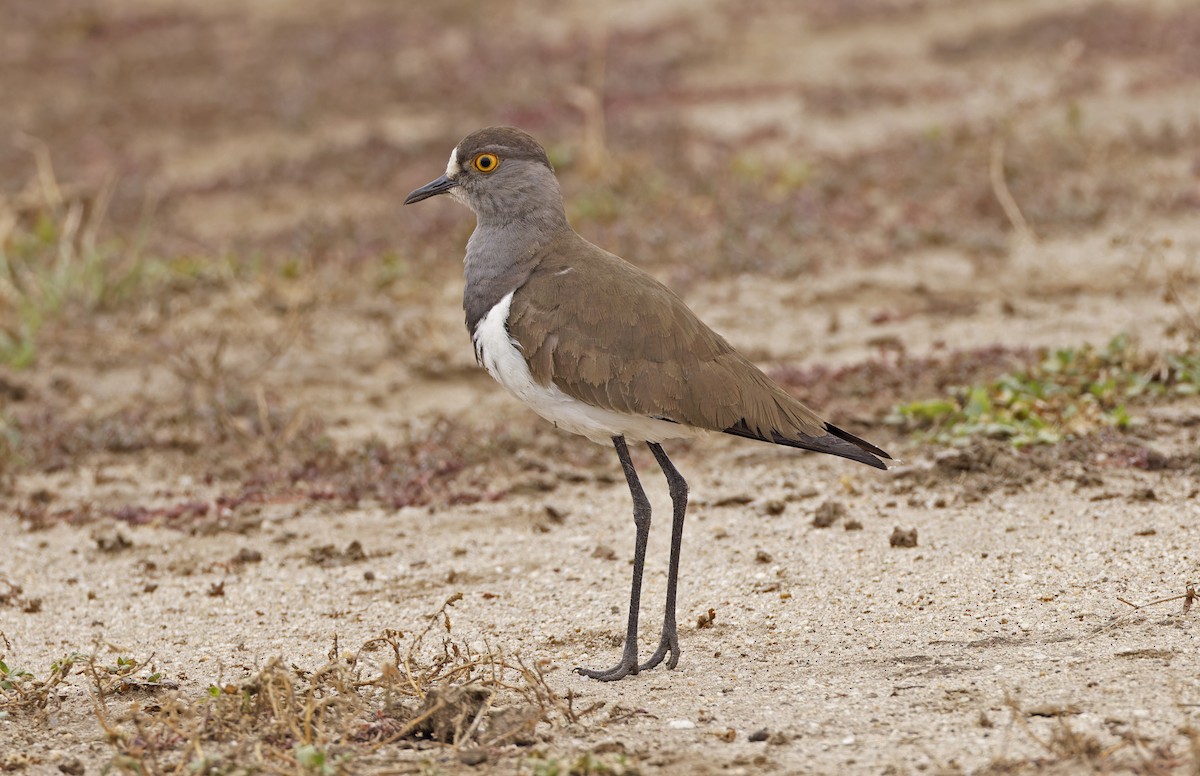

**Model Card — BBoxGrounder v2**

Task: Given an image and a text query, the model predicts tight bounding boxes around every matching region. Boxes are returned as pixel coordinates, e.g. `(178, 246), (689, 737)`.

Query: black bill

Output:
(404, 174), (458, 205)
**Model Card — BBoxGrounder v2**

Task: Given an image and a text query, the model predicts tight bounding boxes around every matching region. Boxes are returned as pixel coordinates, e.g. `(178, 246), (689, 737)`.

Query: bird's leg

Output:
(575, 436), (652, 682)
(639, 442), (688, 672)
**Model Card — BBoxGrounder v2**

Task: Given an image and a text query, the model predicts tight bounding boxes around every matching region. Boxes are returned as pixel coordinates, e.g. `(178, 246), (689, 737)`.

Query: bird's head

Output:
(405, 126), (564, 226)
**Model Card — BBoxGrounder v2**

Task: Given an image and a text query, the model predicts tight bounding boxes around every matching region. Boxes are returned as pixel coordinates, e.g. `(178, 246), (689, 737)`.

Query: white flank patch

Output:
(445, 147), (459, 177)
(473, 292), (698, 444)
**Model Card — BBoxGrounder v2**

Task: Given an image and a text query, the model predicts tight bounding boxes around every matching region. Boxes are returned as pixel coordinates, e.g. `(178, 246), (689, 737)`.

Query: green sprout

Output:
(890, 335), (1200, 446)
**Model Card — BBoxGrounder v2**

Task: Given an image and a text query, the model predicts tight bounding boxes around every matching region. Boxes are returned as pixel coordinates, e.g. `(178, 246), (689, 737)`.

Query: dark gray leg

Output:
(639, 442), (688, 671)
(575, 436), (651, 681)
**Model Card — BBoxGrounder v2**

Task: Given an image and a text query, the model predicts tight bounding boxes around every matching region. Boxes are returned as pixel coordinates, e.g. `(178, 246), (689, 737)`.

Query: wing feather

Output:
(506, 233), (890, 466)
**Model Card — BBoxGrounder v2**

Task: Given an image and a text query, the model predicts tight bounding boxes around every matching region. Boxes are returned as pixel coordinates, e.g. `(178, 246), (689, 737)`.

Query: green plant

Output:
(0, 651), (88, 713)
(890, 334), (1200, 445)
(0, 193), (149, 368)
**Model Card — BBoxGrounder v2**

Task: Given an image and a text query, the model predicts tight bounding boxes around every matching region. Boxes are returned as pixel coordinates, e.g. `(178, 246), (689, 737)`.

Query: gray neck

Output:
(462, 171), (570, 335)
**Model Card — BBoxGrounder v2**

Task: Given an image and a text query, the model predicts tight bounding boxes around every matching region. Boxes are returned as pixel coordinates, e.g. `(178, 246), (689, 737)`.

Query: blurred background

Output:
(2, 0), (1199, 521)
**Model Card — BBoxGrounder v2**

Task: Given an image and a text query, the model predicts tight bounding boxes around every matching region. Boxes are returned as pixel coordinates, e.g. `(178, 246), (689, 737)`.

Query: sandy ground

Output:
(2, 0), (1200, 773)
(5, 442), (1200, 772)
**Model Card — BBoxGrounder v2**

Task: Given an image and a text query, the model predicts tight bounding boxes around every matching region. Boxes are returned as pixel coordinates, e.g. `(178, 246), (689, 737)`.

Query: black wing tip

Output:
(823, 422), (893, 461)
(723, 420), (892, 470)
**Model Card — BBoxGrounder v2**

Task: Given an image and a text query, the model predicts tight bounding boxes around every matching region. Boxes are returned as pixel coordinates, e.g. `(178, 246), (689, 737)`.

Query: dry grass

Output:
(59, 595), (590, 772)
(980, 694), (1200, 774)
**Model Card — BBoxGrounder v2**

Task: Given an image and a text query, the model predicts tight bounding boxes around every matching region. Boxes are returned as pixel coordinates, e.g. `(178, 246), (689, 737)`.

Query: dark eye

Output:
(473, 153), (499, 173)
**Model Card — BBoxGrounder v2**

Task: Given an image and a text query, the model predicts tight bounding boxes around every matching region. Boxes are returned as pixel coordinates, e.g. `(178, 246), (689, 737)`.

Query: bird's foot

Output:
(574, 659), (639, 682)
(638, 626), (680, 672)
(575, 639), (644, 682)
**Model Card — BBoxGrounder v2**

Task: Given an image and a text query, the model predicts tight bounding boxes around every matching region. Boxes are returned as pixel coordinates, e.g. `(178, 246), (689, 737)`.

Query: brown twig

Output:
(1116, 582), (1196, 612)
(990, 129), (1037, 245)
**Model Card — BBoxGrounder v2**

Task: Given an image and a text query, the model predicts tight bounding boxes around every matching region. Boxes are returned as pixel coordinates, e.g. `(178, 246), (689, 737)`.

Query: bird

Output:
(404, 126), (892, 681)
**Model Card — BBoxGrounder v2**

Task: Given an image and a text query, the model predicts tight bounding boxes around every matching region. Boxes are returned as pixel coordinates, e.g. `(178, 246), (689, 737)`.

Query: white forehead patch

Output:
(445, 147), (459, 178)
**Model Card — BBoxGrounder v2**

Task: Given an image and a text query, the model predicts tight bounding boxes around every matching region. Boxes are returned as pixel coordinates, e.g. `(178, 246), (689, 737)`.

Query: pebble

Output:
(668, 719), (696, 730)
(458, 749), (487, 766)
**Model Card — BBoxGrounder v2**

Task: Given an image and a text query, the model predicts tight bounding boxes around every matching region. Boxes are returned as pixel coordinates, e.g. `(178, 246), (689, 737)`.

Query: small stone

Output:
(592, 740), (628, 755)
(458, 749), (488, 766)
(749, 728), (769, 742)
(844, 519), (863, 531)
(668, 719), (696, 729)
(58, 758), (85, 776)
(754, 549), (773, 564)
(812, 500), (847, 528)
(889, 527), (918, 548)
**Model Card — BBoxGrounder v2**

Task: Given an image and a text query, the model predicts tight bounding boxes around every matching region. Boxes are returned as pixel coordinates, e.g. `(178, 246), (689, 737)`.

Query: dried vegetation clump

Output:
(5, 596), (588, 772)
(979, 694), (1200, 774)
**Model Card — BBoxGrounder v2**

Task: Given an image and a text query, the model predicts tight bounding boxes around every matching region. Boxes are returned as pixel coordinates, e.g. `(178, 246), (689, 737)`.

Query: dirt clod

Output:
(1025, 703), (1082, 717)
(94, 529), (132, 553)
(307, 540), (368, 566)
(57, 758), (85, 776)
(1129, 487), (1158, 501)
(233, 548), (263, 564)
(411, 685), (490, 743)
(761, 499), (787, 516)
(889, 527), (919, 548)
(813, 500), (848, 528)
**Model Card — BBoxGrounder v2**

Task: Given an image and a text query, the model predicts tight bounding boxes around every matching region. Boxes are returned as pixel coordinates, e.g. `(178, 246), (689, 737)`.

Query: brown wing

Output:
(505, 234), (891, 459)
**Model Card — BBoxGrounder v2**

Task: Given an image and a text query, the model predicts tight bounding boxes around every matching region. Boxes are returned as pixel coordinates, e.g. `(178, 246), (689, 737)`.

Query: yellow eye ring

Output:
(473, 153), (500, 173)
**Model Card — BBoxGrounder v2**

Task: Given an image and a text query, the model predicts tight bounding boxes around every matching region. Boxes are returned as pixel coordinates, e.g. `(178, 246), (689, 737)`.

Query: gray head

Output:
(405, 127), (568, 229)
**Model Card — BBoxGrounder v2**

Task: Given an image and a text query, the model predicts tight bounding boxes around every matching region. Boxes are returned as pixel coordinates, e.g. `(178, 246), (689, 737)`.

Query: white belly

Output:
(473, 292), (699, 444)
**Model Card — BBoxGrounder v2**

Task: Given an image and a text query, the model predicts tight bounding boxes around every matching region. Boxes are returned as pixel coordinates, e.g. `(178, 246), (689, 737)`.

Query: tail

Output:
(724, 420), (893, 470)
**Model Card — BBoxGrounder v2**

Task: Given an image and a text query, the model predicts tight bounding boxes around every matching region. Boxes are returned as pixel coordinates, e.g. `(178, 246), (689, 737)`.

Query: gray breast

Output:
(462, 224), (550, 335)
